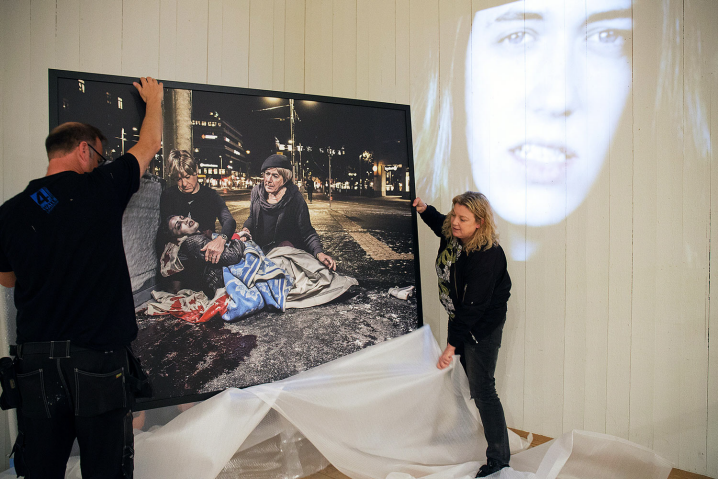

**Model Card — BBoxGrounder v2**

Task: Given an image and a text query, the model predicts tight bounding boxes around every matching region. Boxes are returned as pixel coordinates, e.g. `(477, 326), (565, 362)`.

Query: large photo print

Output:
(50, 70), (421, 409)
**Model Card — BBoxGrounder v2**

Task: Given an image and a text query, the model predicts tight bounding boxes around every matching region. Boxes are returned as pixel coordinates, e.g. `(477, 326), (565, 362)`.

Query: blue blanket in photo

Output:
(222, 241), (293, 321)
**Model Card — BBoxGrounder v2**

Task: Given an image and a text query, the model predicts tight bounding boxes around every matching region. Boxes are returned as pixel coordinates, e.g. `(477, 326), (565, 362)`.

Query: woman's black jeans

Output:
(462, 322), (510, 465)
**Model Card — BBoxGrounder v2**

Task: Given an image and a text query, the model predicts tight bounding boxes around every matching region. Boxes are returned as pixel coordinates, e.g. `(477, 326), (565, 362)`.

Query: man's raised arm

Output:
(128, 77), (164, 178)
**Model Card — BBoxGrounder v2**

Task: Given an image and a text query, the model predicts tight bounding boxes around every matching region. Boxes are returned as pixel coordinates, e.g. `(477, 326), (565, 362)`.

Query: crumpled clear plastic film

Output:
(216, 409), (330, 479)
(0, 326), (672, 479)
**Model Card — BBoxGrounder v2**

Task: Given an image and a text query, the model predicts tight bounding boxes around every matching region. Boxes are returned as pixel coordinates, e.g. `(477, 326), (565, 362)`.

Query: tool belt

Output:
(0, 341), (152, 410)
(10, 340), (91, 358)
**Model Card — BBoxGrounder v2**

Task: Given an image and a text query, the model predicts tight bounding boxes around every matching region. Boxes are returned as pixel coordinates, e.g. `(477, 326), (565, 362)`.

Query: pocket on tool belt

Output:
(74, 367), (126, 416)
(16, 370), (50, 418)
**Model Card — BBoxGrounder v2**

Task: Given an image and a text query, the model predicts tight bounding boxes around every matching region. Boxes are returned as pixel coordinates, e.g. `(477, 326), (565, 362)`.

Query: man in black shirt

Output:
(0, 76), (163, 478)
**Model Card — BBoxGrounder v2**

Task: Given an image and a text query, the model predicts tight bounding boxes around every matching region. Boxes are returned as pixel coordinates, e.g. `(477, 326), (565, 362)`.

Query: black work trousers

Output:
(12, 345), (134, 478)
(463, 322), (511, 465)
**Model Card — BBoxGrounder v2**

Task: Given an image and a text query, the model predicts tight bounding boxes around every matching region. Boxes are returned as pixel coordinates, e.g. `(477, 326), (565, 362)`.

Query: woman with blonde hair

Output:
(414, 191), (512, 477)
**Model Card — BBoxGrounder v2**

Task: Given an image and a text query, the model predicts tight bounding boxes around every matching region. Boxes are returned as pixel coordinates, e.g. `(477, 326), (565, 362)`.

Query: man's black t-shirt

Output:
(0, 153), (140, 350)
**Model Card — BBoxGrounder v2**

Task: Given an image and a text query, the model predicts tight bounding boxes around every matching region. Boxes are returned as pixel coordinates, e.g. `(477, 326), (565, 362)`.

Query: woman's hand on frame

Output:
(413, 197), (427, 214)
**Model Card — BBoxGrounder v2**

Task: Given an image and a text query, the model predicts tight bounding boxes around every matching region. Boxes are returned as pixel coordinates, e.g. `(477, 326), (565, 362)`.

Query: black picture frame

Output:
(49, 69), (422, 410)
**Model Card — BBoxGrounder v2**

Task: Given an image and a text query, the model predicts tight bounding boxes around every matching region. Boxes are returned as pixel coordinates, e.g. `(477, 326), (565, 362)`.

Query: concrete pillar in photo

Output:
(162, 89), (193, 181)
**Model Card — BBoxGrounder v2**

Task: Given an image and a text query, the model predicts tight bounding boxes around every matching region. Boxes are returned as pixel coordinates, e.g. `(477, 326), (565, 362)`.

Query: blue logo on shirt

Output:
(30, 187), (59, 213)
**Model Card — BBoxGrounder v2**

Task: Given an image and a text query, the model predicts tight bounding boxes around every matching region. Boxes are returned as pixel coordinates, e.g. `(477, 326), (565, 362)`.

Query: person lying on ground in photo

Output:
(160, 214), (244, 298)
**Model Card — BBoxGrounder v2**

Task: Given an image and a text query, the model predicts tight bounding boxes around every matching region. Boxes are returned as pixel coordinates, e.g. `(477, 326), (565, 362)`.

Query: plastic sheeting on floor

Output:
(1, 326), (673, 479)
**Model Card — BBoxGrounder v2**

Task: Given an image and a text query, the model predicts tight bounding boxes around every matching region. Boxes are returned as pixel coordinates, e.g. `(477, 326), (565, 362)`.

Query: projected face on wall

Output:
(465, 0), (632, 226)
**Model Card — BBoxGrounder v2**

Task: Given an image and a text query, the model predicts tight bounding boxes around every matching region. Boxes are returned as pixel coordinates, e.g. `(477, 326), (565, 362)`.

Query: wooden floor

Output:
(305, 429), (711, 479)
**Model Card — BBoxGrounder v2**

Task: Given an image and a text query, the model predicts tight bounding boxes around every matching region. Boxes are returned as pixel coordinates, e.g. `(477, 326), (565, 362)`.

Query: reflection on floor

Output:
(304, 428), (711, 479)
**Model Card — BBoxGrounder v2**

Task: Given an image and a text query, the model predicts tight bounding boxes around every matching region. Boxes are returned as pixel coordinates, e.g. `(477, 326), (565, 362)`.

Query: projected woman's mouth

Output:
(510, 143), (576, 184)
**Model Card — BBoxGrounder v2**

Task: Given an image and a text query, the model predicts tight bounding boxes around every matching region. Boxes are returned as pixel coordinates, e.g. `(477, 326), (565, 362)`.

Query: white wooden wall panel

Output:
(375, 0), (396, 103)
(332, 0), (357, 99)
(121, 0), (161, 78)
(514, 0), (567, 435)
(175, 0), (208, 84)
(679, 1), (711, 470)
(358, 0), (395, 103)
(79, 0), (123, 76)
(394, 0), (409, 105)
(566, 4), (616, 432)
(629, 0), (659, 451)
(438, 0), (469, 367)
(469, 0), (526, 430)
(30, 0), (58, 178)
(564, 2), (601, 430)
(221, 0), (249, 88)
(708, 2), (718, 470)
(0, 1), (717, 473)
(525, 235), (566, 438)
(563, 213), (588, 432)
(272, 0), (286, 91)
(284, 0), (305, 93)
(355, 0), (371, 101)
(652, 0), (685, 464)
(3, 1), (33, 201)
(249, 0), (274, 90)
(581, 177), (610, 434)
(409, 0), (443, 347)
(709, 55), (718, 479)
(207, 0), (224, 85)
(159, 0), (178, 80)
(605, 39), (634, 440)
(304, 0), (333, 96)
(56, 0), (80, 72)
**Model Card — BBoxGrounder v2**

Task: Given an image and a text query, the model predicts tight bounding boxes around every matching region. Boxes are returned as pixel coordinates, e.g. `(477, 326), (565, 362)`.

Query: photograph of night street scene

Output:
(51, 71), (420, 408)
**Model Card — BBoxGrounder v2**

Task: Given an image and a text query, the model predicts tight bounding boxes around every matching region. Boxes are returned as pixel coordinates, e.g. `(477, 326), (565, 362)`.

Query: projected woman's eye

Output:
(465, 0), (633, 229)
(498, 31), (535, 46)
(587, 28), (630, 55)
(596, 30), (622, 44)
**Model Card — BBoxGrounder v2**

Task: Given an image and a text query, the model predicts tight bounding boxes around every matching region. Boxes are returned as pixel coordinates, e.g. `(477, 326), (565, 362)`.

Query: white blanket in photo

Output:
(267, 246), (358, 308)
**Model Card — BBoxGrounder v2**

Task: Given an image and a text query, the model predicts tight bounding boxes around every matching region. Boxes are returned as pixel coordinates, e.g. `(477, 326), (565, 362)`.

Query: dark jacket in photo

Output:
(243, 182), (324, 257)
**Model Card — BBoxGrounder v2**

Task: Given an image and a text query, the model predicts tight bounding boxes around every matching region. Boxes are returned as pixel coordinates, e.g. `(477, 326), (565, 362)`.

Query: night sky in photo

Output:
(192, 90), (410, 175)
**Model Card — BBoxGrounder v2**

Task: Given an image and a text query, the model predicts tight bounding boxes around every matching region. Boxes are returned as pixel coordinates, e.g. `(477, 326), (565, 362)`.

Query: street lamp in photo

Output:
(327, 147), (335, 207)
(253, 99), (299, 170)
(296, 144), (304, 182)
(325, 146), (345, 208)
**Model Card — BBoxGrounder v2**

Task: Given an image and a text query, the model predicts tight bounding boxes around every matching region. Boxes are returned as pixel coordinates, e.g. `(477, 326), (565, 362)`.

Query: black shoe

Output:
(476, 459), (508, 477)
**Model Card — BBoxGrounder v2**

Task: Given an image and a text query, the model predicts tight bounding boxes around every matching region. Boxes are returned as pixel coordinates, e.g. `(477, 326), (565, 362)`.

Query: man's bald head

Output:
(45, 122), (107, 160)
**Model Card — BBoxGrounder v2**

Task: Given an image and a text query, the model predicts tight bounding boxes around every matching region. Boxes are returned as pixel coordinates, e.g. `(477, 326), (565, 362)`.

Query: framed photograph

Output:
(49, 70), (422, 409)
